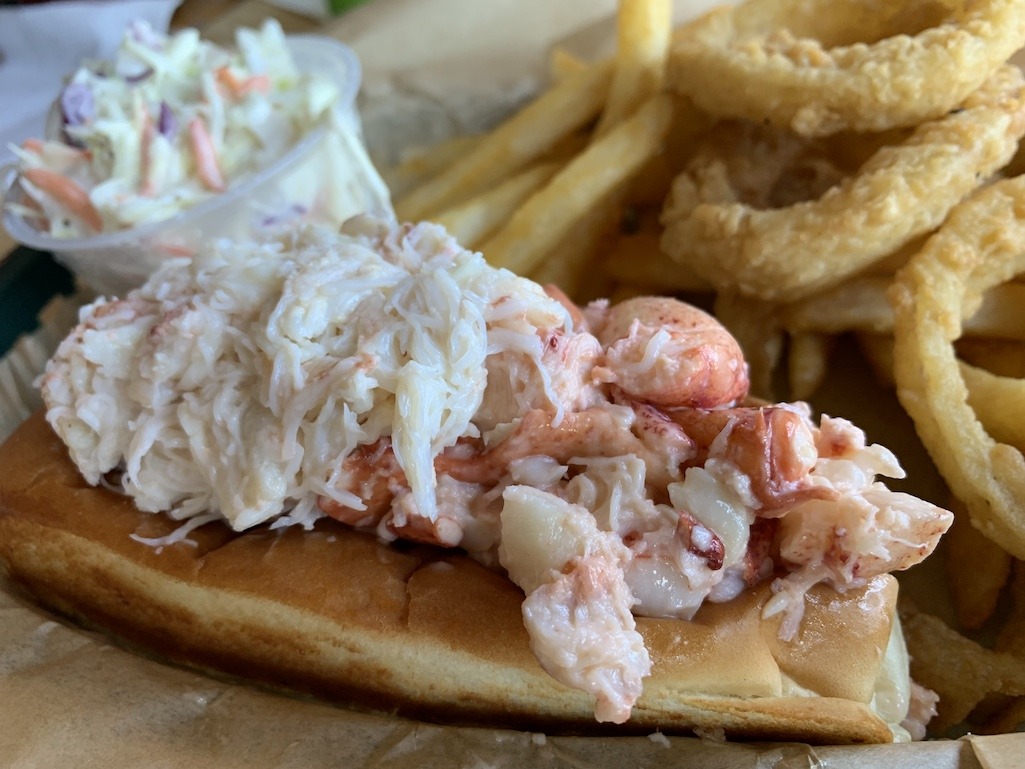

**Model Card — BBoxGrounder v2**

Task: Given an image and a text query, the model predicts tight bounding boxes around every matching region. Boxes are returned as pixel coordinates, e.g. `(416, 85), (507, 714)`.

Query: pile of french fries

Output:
(384, 0), (705, 306)
(379, 0), (1025, 737)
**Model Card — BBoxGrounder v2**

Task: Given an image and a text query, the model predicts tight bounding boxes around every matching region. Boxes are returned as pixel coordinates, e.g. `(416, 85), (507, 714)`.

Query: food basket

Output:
(0, 0), (1024, 766)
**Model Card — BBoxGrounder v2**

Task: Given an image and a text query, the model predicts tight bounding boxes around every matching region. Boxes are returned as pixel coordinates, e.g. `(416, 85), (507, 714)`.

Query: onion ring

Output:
(961, 362), (1025, 453)
(660, 65), (1025, 303)
(669, 0), (1025, 136)
(890, 174), (1025, 561)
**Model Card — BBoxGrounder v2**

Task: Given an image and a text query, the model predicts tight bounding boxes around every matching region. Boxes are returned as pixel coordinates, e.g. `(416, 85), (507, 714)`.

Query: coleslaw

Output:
(8, 19), (346, 237)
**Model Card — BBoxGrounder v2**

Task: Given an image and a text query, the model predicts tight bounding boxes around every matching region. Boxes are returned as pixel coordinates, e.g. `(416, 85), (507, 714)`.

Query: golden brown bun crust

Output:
(0, 411), (896, 744)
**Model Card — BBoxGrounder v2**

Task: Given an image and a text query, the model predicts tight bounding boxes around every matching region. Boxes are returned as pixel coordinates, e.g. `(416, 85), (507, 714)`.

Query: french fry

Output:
(857, 233), (932, 276)
(901, 603), (1025, 731)
(784, 278), (1025, 340)
(961, 363), (1025, 453)
(431, 162), (562, 249)
(713, 292), (784, 401)
(539, 131), (591, 165)
(594, 0), (672, 137)
(983, 697), (1025, 734)
(852, 332), (1025, 453)
(787, 332), (831, 401)
(609, 283), (648, 304)
(621, 98), (715, 209)
(627, 157), (677, 208)
(530, 179), (629, 303)
(627, 96), (716, 212)
(530, 201), (620, 300)
(996, 559), (1025, 658)
(946, 498), (1013, 630)
(957, 338), (1025, 378)
(784, 277), (895, 334)
(395, 59), (614, 221)
(482, 94), (673, 276)
(965, 282), (1025, 340)
(549, 47), (588, 82)
(602, 228), (711, 293)
(983, 561), (1025, 735)
(379, 134), (483, 199)
(854, 332), (896, 388)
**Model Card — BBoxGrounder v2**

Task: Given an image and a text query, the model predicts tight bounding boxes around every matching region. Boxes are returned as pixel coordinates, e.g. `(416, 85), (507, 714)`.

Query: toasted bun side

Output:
(0, 412), (896, 744)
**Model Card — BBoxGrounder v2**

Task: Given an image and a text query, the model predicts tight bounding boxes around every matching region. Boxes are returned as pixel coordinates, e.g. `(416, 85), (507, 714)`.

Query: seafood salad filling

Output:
(41, 216), (953, 724)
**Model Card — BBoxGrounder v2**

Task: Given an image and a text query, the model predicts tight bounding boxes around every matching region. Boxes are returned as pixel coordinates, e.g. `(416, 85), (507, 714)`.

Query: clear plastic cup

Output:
(0, 36), (393, 297)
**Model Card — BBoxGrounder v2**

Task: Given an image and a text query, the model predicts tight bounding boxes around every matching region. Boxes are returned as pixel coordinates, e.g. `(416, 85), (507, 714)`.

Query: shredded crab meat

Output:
(41, 215), (952, 726)
(42, 217), (570, 529)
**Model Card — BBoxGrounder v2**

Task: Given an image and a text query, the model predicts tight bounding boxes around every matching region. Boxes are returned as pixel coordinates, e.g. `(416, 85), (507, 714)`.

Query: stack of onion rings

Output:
(669, 0), (1025, 137)
(890, 175), (1025, 561)
(660, 65), (1025, 302)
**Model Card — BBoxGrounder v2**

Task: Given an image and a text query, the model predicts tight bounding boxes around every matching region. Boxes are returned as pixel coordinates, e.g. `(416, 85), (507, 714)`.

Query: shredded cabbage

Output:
(10, 19), (341, 236)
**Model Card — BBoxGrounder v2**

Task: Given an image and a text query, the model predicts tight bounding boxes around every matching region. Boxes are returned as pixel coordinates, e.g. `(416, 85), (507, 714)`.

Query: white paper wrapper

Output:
(334, 0), (734, 163)
(0, 578), (1002, 769)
